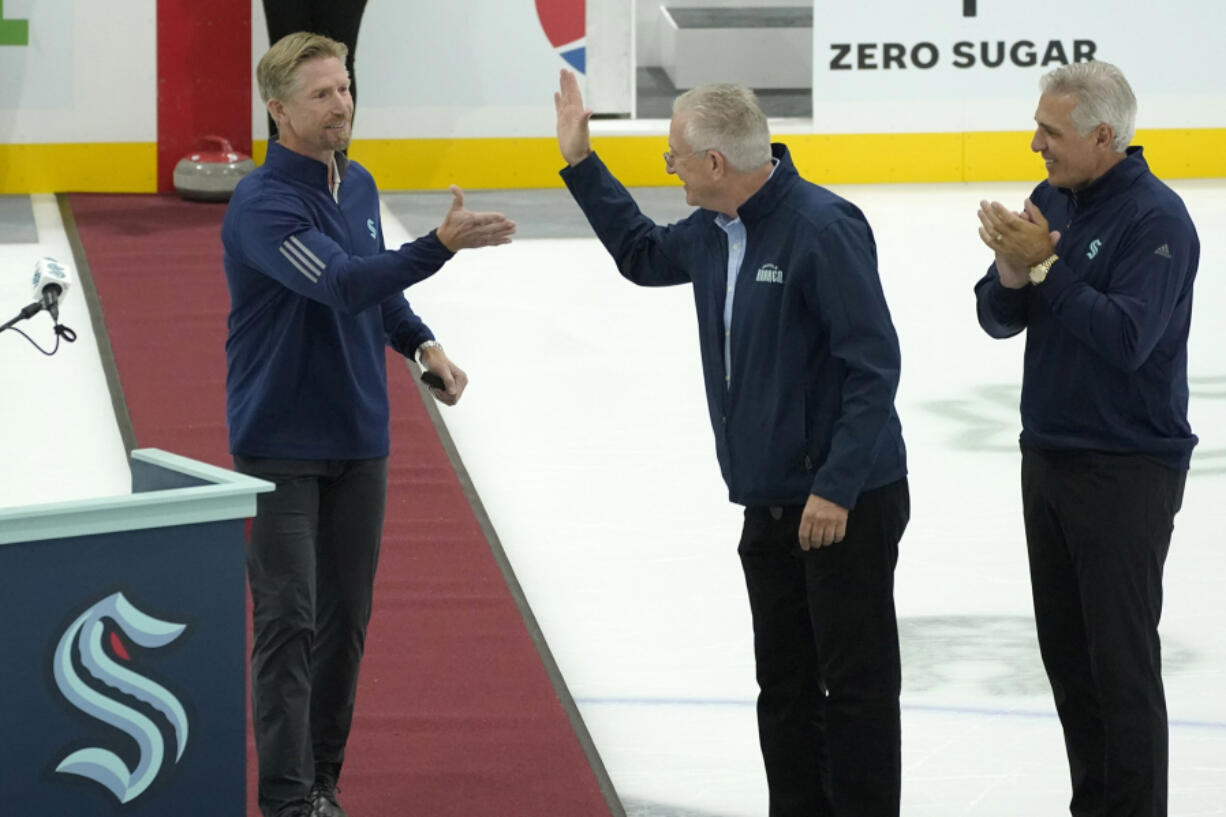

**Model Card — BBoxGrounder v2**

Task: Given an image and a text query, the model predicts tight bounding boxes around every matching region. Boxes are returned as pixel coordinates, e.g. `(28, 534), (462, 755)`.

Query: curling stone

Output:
(173, 136), (255, 202)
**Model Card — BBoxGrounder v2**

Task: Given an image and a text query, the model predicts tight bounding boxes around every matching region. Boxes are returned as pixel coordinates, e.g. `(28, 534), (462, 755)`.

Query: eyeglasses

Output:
(663, 147), (713, 167)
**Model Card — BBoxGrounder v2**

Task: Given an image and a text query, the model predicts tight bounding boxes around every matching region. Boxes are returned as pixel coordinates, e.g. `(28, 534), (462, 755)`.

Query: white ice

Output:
(3, 179), (1223, 816)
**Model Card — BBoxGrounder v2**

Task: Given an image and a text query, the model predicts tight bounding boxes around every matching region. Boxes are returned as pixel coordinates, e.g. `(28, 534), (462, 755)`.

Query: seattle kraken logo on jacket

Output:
(52, 592), (190, 804)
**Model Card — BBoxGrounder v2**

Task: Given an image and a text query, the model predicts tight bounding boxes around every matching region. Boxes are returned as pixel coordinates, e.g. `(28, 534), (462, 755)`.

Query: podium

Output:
(0, 449), (272, 816)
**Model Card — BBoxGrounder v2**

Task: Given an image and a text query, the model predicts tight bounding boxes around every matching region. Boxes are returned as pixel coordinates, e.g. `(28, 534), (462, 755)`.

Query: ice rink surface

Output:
(3, 177), (1223, 815)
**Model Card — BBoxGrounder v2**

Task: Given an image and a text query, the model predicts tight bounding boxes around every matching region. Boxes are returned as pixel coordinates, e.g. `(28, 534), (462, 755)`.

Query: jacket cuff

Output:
(559, 151), (601, 184)
(809, 475), (859, 512)
(989, 275), (1029, 308)
(1033, 258), (1074, 304)
(422, 229), (456, 260)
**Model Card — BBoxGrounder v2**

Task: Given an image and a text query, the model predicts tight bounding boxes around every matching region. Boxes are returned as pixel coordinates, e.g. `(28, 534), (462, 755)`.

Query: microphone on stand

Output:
(2, 257), (78, 352)
(31, 257), (73, 322)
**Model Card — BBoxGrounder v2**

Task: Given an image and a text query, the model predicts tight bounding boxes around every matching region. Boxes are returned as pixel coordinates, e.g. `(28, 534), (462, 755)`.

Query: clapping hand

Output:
(977, 198), (1061, 289)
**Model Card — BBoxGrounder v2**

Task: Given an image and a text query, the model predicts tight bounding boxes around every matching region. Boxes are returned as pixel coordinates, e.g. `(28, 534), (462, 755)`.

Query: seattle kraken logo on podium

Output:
(51, 592), (191, 804)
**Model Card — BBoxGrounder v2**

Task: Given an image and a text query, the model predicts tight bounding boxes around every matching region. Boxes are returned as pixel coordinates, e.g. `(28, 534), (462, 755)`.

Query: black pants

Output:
(1021, 448), (1186, 817)
(737, 478), (909, 817)
(263, 0), (368, 139)
(235, 456), (387, 817)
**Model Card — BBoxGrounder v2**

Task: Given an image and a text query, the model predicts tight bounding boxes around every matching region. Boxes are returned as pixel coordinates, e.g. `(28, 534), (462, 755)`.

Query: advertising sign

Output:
(812, 0), (1226, 133)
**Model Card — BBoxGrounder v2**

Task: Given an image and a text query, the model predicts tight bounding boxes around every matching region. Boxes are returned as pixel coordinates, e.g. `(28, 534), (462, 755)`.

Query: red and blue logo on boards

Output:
(536, 0), (585, 73)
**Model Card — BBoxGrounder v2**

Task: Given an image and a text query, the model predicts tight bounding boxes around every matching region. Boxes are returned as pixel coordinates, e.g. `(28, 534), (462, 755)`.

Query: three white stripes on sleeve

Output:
(278, 235), (325, 283)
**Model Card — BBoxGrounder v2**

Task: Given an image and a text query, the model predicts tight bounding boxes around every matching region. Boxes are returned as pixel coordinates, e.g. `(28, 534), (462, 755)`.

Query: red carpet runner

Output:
(67, 193), (617, 817)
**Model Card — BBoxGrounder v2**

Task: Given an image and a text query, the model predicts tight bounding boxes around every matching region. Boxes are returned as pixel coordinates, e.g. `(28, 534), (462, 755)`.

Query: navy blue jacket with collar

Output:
(223, 141), (454, 459)
(975, 147), (1199, 470)
(561, 144), (907, 509)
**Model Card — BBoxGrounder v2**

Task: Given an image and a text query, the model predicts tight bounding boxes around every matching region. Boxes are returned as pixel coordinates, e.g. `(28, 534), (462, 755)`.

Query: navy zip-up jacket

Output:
(975, 147), (1199, 470)
(561, 144), (907, 509)
(223, 142), (454, 459)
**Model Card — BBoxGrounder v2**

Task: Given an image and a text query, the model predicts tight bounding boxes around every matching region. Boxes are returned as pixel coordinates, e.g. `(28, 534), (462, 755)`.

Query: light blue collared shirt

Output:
(714, 215), (746, 385)
(714, 159), (779, 385)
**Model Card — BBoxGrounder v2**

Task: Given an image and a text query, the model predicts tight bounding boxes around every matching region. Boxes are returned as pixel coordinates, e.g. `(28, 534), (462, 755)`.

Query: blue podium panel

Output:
(0, 449), (270, 817)
(1, 519), (246, 817)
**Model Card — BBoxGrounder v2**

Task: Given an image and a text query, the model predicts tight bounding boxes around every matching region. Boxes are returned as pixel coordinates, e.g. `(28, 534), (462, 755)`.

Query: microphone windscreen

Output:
(31, 257), (73, 301)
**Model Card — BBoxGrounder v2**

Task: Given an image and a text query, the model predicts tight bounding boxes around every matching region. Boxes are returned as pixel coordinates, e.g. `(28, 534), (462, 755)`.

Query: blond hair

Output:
(257, 32), (349, 104)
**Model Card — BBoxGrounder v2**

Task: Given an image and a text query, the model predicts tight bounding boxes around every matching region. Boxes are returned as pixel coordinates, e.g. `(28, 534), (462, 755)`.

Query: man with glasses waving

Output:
(554, 70), (909, 816)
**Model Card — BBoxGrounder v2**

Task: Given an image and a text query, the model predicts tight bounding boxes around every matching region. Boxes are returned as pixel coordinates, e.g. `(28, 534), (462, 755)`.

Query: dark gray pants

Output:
(235, 456), (387, 817)
(1022, 448), (1186, 817)
(738, 478), (909, 817)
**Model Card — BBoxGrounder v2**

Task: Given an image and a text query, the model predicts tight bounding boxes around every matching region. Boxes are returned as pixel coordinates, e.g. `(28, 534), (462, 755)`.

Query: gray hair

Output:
(672, 84), (772, 173)
(257, 32), (349, 104)
(1040, 61), (1136, 153)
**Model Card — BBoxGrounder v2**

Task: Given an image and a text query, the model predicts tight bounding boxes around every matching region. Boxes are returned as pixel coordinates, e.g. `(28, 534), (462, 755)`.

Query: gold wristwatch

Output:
(1029, 253), (1058, 285)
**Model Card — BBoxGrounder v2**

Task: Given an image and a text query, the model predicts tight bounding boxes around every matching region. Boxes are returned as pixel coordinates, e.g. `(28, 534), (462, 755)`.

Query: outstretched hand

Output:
(554, 69), (593, 166)
(436, 185), (517, 252)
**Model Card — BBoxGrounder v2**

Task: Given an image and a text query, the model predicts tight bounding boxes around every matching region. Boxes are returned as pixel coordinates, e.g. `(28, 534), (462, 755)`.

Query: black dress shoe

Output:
(309, 779), (348, 817)
(274, 801), (313, 817)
